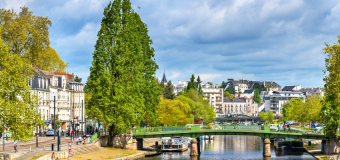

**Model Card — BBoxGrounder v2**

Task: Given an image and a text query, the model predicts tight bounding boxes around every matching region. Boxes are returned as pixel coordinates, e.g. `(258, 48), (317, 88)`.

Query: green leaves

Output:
(321, 35), (340, 138)
(86, 0), (160, 139)
(253, 89), (261, 103)
(0, 35), (43, 141)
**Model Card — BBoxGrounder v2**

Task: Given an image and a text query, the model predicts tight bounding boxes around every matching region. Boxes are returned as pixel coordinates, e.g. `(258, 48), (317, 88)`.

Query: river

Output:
(143, 135), (316, 160)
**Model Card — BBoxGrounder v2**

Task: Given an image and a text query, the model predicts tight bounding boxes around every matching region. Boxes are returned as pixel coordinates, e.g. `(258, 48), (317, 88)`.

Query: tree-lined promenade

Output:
(2, 0), (340, 156)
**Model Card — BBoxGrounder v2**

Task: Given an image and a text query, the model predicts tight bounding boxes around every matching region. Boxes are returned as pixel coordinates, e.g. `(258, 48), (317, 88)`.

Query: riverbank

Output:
(59, 147), (143, 160)
(303, 139), (338, 160)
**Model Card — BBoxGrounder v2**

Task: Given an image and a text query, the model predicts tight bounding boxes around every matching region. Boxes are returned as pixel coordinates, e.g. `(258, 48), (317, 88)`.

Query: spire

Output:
(161, 70), (167, 83)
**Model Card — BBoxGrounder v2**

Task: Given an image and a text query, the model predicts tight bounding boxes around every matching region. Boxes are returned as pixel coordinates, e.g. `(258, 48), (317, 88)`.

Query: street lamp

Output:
(85, 115), (88, 135)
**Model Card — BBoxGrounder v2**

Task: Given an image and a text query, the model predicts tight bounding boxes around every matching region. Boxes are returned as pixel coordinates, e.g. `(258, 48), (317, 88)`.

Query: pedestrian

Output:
(76, 137), (79, 145)
(289, 124), (291, 132)
(83, 134), (87, 144)
(51, 152), (55, 160)
(283, 124), (286, 132)
(79, 135), (82, 144)
(277, 124), (280, 132)
(14, 140), (18, 153)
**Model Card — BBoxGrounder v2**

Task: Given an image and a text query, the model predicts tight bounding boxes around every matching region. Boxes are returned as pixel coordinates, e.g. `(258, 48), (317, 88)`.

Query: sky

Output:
(2, 0), (340, 88)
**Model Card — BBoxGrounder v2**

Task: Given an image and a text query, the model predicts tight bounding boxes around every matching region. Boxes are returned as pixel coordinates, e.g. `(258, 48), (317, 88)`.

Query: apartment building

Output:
(264, 91), (305, 115)
(300, 87), (325, 97)
(226, 80), (281, 92)
(221, 97), (258, 117)
(30, 67), (84, 131)
(201, 84), (223, 116)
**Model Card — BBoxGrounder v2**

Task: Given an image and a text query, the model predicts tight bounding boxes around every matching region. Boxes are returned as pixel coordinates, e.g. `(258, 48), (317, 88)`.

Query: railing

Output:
(133, 124), (324, 135)
(91, 132), (101, 142)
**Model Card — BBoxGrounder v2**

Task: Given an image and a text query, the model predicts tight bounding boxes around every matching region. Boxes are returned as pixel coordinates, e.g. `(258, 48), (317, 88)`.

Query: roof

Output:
(229, 80), (281, 88)
(273, 91), (303, 94)
(161, 71), (167, 83)
(244, 89), (254, 94)
(282, 86), (295, 91)
(300, 88), (323, 93)
(223, 97), (247, 103)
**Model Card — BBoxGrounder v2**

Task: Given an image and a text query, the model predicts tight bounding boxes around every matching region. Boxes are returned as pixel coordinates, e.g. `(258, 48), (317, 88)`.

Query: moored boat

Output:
(160, 136), (189, 152)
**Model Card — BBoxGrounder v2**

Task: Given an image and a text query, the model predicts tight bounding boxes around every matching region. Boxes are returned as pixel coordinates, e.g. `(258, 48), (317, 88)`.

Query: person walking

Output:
(283, 124), (286, 132)
(76, 137), (79, 145)
(277, 124), (280, 132)
(14, 140), (18, 153)
(51, 152), (55, 160)
(288, 124), (291, 132)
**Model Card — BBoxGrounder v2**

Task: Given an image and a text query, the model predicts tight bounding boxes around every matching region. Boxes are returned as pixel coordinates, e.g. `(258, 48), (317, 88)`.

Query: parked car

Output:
(46, 129), (55, 136)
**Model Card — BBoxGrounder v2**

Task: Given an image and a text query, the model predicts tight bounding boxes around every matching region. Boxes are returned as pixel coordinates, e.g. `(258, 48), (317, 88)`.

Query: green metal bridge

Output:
(133, 124), (327, 140)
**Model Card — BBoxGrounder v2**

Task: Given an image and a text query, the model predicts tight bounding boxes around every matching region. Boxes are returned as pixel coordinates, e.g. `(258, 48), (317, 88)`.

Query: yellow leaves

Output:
(0, 7), (66, 71)
(34, 46), (67, 72)
(157, 97), (190, 126)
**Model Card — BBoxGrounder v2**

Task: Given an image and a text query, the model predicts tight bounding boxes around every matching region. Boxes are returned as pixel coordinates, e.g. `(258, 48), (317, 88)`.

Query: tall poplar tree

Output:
(321, 35), (340, 138)
(85, 0), (161, 144)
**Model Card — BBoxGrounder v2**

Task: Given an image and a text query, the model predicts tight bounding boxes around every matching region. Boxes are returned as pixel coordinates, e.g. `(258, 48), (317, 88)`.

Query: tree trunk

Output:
(108, 124), (116, 146)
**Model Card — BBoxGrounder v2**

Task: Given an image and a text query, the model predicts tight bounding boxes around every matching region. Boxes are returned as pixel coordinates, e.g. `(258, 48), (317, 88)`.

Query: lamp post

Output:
(54, 96), (56, 140)
(81, 100), (83, 134)
(85, 116), (88, 135)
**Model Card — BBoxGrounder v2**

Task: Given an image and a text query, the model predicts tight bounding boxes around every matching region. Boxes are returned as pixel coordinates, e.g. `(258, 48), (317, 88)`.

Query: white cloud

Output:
(0, 0), (33, 12)
(52, 22), (100, 55)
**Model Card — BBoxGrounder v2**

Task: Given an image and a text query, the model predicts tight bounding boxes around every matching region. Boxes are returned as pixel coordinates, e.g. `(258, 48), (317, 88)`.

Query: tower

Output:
(161, 70), (167, 84)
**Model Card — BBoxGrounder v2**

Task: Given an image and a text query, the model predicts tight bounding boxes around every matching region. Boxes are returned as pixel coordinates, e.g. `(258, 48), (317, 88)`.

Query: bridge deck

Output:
(133, 125), (327, 140)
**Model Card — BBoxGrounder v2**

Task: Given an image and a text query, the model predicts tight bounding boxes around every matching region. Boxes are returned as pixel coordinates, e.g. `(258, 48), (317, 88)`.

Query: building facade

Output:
(30, 67), (84, 132)
(300, 87), (325, 97)
(201, 84), (223, 116)
(264, 91), (305, 115)
(221, 97), (258, 117)
(226, 80), (281, 92)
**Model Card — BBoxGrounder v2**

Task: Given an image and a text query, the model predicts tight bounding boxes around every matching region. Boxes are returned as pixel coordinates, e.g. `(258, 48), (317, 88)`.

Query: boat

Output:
(274, 137), (305, 151)
(160, 137), (189, 152)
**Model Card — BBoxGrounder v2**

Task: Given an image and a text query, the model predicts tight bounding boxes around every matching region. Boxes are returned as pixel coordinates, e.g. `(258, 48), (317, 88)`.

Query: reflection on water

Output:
(143, 135), (316, 160)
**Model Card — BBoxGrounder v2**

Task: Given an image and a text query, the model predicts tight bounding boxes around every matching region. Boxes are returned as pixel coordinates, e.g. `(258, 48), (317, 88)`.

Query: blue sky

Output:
(2, 0), (340, 88)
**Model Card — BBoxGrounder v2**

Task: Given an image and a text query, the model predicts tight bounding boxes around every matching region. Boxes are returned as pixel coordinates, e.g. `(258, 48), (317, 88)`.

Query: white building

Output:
(264, 91), (305, 115)
(300, 87), (325, 97)
(173, 80), (190, 95)
(221, 97), (258, 117)
(201, 84), (223, 116)
(239, 89), (254, 99)
(234, 84), (248, 93)
(30, 67), (84, 132)
(282, 85), (302, 92)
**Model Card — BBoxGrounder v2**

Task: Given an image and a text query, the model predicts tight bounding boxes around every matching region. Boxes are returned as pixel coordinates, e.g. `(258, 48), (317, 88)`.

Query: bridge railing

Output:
(133, 124), (269, 134)
(269, 126), (325, 135)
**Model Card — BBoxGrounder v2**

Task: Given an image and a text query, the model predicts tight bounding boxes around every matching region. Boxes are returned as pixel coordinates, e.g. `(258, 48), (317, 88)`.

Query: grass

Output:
(60, 147), (143, 160)
(304, 143), (317, 150)
(24, 152), (48, 160)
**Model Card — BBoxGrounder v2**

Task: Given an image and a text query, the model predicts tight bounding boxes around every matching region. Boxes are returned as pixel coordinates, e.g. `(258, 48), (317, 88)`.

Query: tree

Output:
(268, 110), (274, 123)
(221, 81), (227, 89)
(198, 85), (203, 96)
(248, 81), (253, 89)
(74, 75), (82, 83)
(36, 47), (67, 72)
(0, 35), (43, 141)
(164, 80), (175, 99)
(196, 75), (202, 87)
(187, 74), (197, 90)
(223, 91), (231, 97)
(157, 97), (192, 126)
(206, 82), (213, 85)
(85, 0), (161, 145)
(0, 7), (66, 71)
(226, 87), (235, 94)
(321, 36), (340, 138)
(259, 112), (269, 124)
(253, 89), (261, 103)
